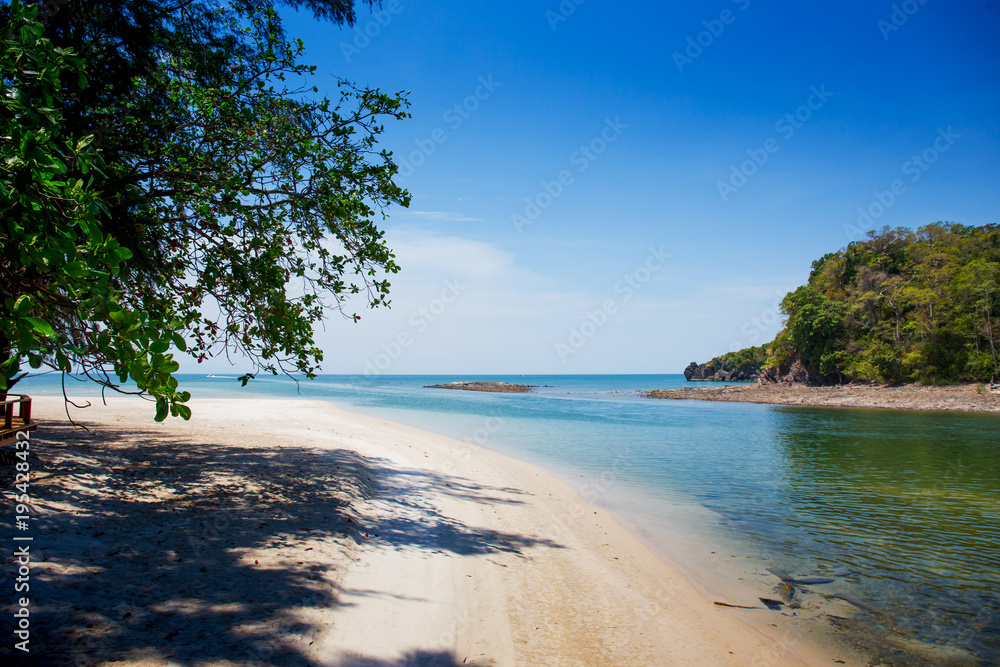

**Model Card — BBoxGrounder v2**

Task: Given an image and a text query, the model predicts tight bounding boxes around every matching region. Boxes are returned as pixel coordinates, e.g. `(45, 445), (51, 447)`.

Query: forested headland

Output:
(708, 223), (999, 385)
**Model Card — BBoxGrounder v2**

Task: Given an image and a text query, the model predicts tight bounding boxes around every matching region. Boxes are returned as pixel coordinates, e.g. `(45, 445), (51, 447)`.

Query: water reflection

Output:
(765, 408), (1000, 665)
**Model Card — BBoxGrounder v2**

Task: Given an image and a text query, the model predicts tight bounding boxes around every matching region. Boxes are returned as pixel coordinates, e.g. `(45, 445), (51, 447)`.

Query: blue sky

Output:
(199, 0), (1000, 375)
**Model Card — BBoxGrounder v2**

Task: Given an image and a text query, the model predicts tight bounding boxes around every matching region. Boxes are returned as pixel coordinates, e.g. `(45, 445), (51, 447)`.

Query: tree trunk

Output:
(0, 336), (9, 402)
(986, 298), (998, 378)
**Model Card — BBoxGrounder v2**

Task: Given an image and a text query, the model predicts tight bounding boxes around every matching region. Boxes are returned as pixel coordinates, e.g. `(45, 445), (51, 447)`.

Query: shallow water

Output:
(19, 373), (1000, 664)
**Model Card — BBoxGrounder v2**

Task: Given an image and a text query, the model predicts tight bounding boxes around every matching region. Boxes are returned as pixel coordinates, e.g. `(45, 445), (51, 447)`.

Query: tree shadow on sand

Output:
(337, 650), (479, 666)
(0, 418), (560, 666)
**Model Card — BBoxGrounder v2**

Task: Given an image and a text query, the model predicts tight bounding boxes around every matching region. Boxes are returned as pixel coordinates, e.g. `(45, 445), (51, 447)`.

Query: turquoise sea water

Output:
(18, 373), (1000, 664)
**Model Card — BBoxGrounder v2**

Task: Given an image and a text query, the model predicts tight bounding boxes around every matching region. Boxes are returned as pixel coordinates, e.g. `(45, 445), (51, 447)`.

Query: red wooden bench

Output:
(0, 395), (37, 466)
(0, 394), (37, 441)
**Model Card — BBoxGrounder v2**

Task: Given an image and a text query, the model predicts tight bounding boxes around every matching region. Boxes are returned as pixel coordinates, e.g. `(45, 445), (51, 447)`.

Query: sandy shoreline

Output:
(642, 382), (1000, 413)
(0, 397), (859, 666)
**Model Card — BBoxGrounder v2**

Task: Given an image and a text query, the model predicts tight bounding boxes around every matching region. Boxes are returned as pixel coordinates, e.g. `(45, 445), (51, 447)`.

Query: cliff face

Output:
(685, 357), (830, 385)
(758, 359), (828, 386)
(683, 360), (760, 382)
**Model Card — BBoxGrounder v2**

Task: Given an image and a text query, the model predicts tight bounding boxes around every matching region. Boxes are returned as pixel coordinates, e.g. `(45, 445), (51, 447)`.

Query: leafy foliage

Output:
(764, 224), (1000, 384)
(1, 0), (409, 418)
(701, 345), (769, 377)
(1, 0), (190, 420)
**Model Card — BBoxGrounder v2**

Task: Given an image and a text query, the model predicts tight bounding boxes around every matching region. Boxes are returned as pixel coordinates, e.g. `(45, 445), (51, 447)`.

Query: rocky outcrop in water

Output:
(683, 360), (759, 382)
(425, 381), (535, 393)
(684, 345), (768, 382)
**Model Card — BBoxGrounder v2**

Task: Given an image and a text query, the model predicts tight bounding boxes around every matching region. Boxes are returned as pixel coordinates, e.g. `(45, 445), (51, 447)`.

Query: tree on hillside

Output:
(758, 224), (1000, 385)
(777, 285), (848, 380)
(955, 259), (1000, 379)
(1, 0), (409, 419)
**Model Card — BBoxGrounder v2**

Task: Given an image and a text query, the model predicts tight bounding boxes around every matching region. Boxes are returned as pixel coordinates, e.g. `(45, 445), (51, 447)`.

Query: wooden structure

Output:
(0, 395), (37, 441)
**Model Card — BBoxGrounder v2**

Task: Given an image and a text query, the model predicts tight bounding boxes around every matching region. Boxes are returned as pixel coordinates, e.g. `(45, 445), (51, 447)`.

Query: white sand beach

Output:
(1, 397), (856, 666)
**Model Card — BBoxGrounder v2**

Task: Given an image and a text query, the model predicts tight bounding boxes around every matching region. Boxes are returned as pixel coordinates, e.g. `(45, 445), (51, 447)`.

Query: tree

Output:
(780, 285), (847, 379)
(955, 259), (1000, 379)
(2, 0), (409, 419)
(754, 222), (999, 385)
(2, 1), (191, 416)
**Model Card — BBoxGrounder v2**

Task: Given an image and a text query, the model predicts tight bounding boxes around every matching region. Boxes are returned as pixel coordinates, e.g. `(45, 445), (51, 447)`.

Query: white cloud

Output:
(387, 228), (525, 282)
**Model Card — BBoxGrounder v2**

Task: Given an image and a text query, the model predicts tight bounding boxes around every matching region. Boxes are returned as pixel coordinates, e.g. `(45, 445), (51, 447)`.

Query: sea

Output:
(15, 373), (1000, 665)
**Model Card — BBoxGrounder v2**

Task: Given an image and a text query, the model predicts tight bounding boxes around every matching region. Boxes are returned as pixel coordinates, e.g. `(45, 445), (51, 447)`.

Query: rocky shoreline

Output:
(641, 383), (1000, 413)
(684, 361), (759, 382)
(424, 381), (535, 394)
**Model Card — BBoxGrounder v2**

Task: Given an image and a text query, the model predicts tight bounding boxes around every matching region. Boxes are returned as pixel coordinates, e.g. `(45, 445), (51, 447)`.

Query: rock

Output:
(759, 598), (784, 610)
(790, 576), (835, 585)
(424, 382), (535, 394)
(683, 361), (760, 382)
(759, 358), (828, 386)
(765, 567), (794, 582)
(766, 566), (836, 586)
(831, 594), (884, 615)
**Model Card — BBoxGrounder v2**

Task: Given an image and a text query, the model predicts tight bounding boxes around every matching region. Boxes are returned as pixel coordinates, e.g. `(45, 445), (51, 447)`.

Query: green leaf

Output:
(63, 261), (87, 278)
(12, 295), (32, 316)
(154, 398), (169, 422)
(176, 404), (192, 420)
(149, 339), (170, 354)
(25, 317), (53, 336)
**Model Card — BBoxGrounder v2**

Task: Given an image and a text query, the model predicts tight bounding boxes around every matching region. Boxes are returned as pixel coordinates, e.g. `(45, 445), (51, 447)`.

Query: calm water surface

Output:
(20, 373), (1000, 664)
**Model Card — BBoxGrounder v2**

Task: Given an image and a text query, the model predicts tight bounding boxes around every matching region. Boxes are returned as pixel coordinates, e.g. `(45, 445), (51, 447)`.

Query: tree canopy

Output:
(764, 223), (1000, 384)
(1, 0), (409, 419)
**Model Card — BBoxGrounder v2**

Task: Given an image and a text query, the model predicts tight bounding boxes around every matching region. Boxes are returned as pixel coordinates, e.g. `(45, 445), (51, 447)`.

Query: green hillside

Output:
(762, 223), (998, 384)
